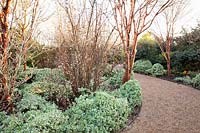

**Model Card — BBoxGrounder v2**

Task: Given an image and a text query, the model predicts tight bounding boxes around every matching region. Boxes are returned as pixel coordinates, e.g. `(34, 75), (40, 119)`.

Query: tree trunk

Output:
(122, 65), (131, 83)
(23, 48), (27, 71)
(1, 2), (11, 101)
(122, 52), (131, 83)
(122, 34), (138, 83)
(166, 55), (171, 76)
(2, 28), (9, 100)
(0, 1), (12, 113)
(166, 37), (172, 77)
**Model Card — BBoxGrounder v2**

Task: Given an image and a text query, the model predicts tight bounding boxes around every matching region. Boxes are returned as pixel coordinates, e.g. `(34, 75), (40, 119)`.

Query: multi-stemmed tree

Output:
(56, 0), (115, 94)
(111, 0), (174, 83)
(0, 0), (48, 112)
(151, 0), (188, 76)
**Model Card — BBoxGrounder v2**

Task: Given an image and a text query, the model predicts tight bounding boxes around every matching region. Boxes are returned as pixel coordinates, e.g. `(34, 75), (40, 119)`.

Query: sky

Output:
(37, 0), (200, 44)
(179, 0), (200, 30)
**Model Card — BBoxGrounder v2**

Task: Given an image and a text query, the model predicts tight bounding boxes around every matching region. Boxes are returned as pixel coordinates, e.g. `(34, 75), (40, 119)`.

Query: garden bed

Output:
(133, 59), (200, 90)
(0, 68), (142, 132)
(120, 104), (142, 132)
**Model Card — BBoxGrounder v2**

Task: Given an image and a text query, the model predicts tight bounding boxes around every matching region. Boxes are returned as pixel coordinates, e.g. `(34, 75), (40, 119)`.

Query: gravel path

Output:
(124, 73), (200, 133)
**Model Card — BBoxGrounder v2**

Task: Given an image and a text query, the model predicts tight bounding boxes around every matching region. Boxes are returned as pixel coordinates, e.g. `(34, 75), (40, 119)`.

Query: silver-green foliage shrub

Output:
(17, 67), (33, 81)
(1, 93), (67, 132)
(0, 113), (24, 132)
(34, 68), (66, 82)
(113, 80), (142, 112)
(20, 81), (73, 102)
(17, 68), (66, 83)
(0, 109), (67, 132)
(101, 69), (134, 90)
(17, 68), (73, 108)
(109, 69), (124, 89)
(192, 73), (200, 89)
(0, 112), (6, 127)
(21, 109), (67, 132)
(146, 63), (165, 76)
(174, 76), (193, 85)
(99, 69), (125, 90)
(134, 60), (152, 74)
(16, 92), (56, 112)
(63, 92), (129, 133)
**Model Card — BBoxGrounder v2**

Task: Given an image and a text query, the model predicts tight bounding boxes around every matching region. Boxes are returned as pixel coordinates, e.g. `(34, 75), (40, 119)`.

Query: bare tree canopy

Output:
(110, 0), (174, 82)
(151, 0), (189, 76)
(56, 0), (115, 94)
(0, 0), (51, 112)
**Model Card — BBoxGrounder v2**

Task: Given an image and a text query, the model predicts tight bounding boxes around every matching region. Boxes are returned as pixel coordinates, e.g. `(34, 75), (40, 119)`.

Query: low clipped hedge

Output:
(133, 60), (165, 77)
(134, 60), (153, 74)
(146, 63), (166, 76)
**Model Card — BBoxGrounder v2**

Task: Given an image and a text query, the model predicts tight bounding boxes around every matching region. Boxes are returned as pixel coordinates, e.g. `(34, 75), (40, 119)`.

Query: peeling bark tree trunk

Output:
(23, 45), (27, 71)
(166, 58), (171, 76)
(123, 34), (138, 83)
(0, 0), (12, 104)
(123, 53), (131, 83)
(166, 38), (172, 76)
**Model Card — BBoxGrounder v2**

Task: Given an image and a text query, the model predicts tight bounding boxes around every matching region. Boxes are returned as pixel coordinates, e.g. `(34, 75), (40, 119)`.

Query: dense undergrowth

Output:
(133, 59), (200, 89)
(0, 67), (142, 132)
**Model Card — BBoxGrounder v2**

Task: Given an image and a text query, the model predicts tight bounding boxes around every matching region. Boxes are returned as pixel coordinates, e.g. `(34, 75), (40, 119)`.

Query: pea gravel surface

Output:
(124, 73), (200, 133)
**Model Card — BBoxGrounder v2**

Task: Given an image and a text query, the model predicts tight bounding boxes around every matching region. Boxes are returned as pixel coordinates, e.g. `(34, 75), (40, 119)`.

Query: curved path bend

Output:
(124, 73), (200, 133)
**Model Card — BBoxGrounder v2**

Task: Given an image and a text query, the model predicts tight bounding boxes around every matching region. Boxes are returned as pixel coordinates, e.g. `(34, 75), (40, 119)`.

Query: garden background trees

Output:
(0, 0), (50, 112)
(151, 0), (189, 76)
(13, 0), (53, 71)
(172, 25), (200, 72)
(110, 0), (174, 83)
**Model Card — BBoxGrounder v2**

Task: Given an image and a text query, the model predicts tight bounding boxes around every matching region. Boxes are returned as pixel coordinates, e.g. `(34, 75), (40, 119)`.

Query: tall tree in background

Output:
(151, 0), (188, 76)
(13, 0), (51, 71)
(0, 0), (49, 112)
(111, 0), (174, 83)
(17, 0), (39, 71)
